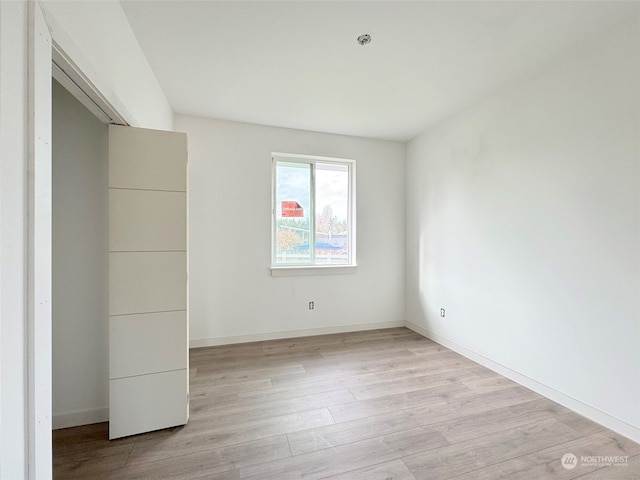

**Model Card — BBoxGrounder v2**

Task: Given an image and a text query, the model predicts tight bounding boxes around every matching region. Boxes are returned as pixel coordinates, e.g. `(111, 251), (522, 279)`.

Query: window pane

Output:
(275, 161), (312, 264)
(315, 163), (349, 265)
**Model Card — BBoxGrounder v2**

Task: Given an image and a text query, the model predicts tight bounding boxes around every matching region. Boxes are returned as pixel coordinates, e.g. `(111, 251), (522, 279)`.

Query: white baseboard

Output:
(53, 407), (108, 430)
(405, 321), (640, 443)
(190, 321), (405, 349)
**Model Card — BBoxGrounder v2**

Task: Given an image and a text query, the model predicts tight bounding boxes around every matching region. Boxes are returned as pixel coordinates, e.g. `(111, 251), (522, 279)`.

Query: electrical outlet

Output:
(309, 301), (315, 310)
(440, 308), (445, 317)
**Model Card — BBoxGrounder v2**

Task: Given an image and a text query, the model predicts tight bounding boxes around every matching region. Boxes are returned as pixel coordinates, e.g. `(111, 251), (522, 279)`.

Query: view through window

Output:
(272, 154), (355, 267)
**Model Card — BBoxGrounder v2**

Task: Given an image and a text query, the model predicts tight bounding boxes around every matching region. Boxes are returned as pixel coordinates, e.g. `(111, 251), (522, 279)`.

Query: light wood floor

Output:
(53, 327), (639, 479)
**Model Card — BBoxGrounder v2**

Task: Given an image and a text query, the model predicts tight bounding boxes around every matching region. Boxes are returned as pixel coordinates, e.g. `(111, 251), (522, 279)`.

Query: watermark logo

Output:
(561, 453), (577, 470)
(561, 453), (629, 470)
(581, 455), (629, 468)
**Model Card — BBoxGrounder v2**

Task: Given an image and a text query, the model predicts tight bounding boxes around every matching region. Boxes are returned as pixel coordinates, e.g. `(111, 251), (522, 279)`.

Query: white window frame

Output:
(271, 152), (357, 276)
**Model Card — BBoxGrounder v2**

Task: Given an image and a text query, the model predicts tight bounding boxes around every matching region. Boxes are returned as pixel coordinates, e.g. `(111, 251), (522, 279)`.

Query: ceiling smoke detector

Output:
(357, 34), (372, 46)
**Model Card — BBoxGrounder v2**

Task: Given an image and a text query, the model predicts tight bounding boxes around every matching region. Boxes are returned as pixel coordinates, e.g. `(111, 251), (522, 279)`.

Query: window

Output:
(272, 153), (356, 271)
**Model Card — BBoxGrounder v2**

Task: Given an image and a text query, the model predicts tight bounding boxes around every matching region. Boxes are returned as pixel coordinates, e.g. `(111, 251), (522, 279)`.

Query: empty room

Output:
(0, 1), (638, 479)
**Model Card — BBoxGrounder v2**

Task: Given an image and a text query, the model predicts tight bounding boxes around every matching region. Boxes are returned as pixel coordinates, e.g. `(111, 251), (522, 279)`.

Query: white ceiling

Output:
(121, 1), (637, 142)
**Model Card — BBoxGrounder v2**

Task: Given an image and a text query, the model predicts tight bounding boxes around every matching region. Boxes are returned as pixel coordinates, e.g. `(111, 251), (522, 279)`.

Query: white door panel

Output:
(109, 189), (186, 251)
(109, 252), (187, 315)
(110, 311), (187, 379)
(109, 369), (188, 439)
(108, 125), (188, 439)
(109, 126), (187, 191)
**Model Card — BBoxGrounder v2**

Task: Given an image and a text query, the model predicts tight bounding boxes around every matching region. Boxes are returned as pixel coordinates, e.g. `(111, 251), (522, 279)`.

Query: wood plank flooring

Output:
(53, 327), (640, 479)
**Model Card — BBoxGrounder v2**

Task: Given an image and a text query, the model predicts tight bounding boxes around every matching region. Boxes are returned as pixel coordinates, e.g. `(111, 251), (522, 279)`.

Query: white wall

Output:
(0, 1), (30, 477)
(175, 116), (405, 346)
(52, 80), (109, 428)
(1, 2), (53, 477)
(406, 18), (640, 440)
(40, 0), (173, 131)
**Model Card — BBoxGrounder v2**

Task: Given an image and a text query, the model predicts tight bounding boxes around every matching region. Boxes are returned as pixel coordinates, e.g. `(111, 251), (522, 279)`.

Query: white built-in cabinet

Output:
(108, 125), (189, 439)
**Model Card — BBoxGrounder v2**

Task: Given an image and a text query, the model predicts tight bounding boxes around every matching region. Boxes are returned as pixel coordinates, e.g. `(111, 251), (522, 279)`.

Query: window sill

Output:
(270, 265), (358, 277)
